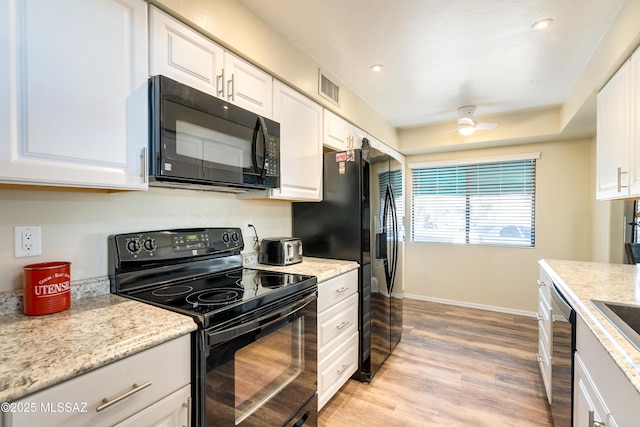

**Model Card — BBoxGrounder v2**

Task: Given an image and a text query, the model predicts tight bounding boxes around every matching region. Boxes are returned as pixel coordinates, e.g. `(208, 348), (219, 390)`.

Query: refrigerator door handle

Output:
(389, 186), (399, 293)
(382, 184), (391, 289)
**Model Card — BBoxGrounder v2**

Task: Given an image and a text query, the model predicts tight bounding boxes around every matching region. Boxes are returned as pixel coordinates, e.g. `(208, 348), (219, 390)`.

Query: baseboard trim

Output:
(403, 293), (536, 318)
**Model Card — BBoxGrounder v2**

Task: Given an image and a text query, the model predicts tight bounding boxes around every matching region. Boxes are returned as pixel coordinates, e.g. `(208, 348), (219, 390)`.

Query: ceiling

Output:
(241, 0), (624, 130)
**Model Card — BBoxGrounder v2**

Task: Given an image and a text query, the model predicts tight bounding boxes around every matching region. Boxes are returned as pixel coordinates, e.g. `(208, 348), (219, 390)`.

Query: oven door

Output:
(150, 75), (280, 189)
(197, 291), (317, 427)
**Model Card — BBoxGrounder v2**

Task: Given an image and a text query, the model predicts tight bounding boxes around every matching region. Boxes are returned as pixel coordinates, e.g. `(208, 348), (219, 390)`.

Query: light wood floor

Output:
(319, 298), (553, 427)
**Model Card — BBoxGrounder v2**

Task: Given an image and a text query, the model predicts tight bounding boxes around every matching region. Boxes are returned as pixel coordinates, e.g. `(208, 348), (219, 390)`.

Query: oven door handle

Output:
(207, 292), (316, 346)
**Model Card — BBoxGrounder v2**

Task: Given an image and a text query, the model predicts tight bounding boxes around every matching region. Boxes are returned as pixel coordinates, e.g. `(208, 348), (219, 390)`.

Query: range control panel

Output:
(110, 227), (244, 263)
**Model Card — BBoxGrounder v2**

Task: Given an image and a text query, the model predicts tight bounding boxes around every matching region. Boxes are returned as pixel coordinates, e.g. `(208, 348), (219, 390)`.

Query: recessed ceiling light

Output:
(531, 18), (553, 31)
(370, 64), (383, 72)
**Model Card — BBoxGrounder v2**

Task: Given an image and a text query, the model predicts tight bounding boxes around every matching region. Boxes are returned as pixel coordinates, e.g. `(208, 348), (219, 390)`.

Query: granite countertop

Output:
(0, 294), (196, 403)
(246, 256), (359, 283)
(540, 259), (640, 394)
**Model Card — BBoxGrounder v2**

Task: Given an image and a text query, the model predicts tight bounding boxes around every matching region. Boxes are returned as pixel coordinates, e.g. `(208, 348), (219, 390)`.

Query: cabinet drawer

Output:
(537, 337), (551, 403)
(5, 335), (190, 427)
(318, 270), (358, 312)
(318, 293), (358, 361)
(318, 332), (358, 410)
(537, 291), (552, 348)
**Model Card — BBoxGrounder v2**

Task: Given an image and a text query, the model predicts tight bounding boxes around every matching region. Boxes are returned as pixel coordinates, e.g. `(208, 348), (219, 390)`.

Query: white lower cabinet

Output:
(536, 267), (553, 403)
(575, 315), (639, 426)
(3, 335), (191, 427)
(317, 269), (359, 410)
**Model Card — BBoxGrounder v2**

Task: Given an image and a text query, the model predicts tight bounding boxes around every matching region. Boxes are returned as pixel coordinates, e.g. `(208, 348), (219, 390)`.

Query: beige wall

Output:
(0, 187), (292, 293)
(403, 138), (594, 313)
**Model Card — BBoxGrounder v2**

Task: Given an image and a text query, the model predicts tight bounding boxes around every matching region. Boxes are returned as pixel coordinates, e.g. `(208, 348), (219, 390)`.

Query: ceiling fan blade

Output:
(475, 122), (498, 130)
(440, 127), (460, 134)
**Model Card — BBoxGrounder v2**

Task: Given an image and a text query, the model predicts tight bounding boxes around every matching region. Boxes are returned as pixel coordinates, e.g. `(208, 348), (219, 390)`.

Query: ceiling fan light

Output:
(532, 18), (553, 31)
(458, 123), (475, 136)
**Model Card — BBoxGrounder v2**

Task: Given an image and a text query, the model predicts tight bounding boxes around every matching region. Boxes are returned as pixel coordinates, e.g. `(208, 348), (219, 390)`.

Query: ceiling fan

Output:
(444, 105), (498, 136)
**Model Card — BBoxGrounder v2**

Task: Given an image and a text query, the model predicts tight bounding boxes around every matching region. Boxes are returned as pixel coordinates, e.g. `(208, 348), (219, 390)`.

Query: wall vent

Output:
(318, 69), (340, 106)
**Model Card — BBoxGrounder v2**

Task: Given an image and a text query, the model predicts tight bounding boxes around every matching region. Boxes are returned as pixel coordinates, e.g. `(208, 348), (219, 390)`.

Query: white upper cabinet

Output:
(149, 6), (224, 97)
(269, 80), (322, 201)
(323, 109), (365, 151)
(149, 6), (272, 118)
(223, 51), (273, 118)
(596, 46), (640, 200)
(0, 0), (149, 190)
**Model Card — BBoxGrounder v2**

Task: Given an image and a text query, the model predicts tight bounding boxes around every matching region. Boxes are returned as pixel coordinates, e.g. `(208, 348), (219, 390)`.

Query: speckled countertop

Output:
(0, 294), (196, 403)
(245, 256), (359, 283)
(540, 259), (640, 395)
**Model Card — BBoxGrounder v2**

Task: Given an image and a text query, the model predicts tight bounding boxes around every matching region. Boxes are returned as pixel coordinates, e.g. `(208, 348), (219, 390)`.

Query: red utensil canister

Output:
(23, 262), (71, 315)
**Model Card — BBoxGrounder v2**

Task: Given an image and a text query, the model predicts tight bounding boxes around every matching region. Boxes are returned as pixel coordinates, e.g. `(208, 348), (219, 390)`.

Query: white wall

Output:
(0, 187), (291, 292)
(403, 138), (594, 313)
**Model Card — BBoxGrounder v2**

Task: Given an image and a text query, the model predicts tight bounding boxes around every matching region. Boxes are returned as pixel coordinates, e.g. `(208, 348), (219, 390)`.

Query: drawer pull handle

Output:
(537, 280), (545, 287)
(337, 363), (352, 375)
(336, 321), (350, 330)
(336, 287), (349, 294)
(536, 353), (543, 364)
(96, 381), (152, 412)
(535, 313), (542, 322)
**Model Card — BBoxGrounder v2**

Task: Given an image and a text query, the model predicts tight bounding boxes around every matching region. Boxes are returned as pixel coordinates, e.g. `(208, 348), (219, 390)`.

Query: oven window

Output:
(234, 317), (304, 424)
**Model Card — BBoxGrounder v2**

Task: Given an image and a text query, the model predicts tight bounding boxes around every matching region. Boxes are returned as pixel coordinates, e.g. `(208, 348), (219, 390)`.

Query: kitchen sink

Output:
(591, 300), (640, 351)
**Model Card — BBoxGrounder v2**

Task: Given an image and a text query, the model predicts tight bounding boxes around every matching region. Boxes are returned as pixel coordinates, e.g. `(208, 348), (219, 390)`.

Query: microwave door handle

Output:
(252, 116), (269, 184)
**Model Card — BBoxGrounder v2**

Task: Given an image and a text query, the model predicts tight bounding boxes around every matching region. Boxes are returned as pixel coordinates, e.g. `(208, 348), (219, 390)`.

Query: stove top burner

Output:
(186, 288), (242, 307)
(152, 284), (194, 297)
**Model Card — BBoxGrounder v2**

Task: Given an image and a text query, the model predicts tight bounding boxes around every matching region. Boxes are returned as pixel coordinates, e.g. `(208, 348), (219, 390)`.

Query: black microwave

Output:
(149, 75), (280, 192)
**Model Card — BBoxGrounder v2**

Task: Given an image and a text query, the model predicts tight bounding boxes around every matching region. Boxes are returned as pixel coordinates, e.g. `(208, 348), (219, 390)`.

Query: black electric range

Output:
(108, 227), (316, 329)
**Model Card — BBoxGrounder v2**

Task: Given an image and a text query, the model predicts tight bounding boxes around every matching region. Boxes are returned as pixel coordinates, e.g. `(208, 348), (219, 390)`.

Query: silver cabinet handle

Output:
(336, 286), (349, 294)
(228, 74), (235, 101)
(535, 313), (542, 322)
(618, 167), (628, 193)
(537, 280), (545, 287)
(217, 69), (225, 98)
(336, 321), (350, 330)
(140, 147), (147, 183)
(96, 381), (152, 412)
(183, 397), (191, 427)
(589, 410), (606, 427)
(336, 363), (351, 375)
(536, 353), (543, 364)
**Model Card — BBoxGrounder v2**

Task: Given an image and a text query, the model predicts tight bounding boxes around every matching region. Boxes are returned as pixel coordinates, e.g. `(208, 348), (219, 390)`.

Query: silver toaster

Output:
(259, 237), (303, 266)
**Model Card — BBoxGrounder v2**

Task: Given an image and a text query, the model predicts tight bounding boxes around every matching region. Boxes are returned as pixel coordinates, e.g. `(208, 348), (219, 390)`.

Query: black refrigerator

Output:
(293, 140), (402, 382)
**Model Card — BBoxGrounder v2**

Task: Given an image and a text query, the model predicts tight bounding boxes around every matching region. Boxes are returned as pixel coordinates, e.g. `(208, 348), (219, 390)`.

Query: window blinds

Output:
(410, 158), (536, 247)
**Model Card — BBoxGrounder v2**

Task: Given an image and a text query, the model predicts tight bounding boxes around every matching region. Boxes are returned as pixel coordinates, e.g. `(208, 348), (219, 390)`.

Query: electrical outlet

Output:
(244, 220), (254, 238)
(14, 226), (42, 258)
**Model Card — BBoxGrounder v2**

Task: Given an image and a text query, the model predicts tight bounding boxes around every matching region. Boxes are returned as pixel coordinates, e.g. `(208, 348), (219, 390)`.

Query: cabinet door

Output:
(629, 48), (640, 196)
(223, 51), (272, 117)
(270, 80), (322, 201)
(323, 109), (364, 151)
(0, 0), (148, 190)
(149, 6), (224, 97)
(596, 59), (630, 199)
(574, 353), (608, 427)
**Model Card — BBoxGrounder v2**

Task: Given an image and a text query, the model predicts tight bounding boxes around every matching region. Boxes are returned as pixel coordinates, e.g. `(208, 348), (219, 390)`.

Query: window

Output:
(410, 154), (538, 247)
